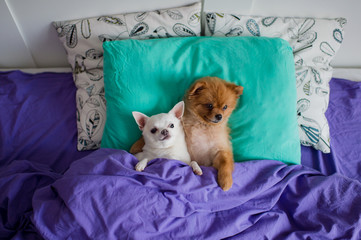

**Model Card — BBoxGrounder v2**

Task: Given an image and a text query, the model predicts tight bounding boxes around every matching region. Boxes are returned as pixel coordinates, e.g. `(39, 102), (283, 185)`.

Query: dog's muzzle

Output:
(215, 114), (222, 121)
(159, 129), (170, 141)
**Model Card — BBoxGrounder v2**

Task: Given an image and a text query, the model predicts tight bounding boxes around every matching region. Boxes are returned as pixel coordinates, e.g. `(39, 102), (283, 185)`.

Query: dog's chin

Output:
(154, 135), (175, 148)
(159, 135), (171, 141)
(203, 116), (222, 124)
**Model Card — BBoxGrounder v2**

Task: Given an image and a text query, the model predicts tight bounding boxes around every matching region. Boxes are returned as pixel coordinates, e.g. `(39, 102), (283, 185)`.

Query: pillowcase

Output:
(101, 36), (301, 165)
(204, 13), (347, 153)
(53, 2), (202, 150)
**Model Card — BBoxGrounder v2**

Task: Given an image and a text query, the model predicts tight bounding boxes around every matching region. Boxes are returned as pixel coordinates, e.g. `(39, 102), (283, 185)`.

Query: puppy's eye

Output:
(206, 104), (213, 110)
(150, 128), (157, 134)
(169, 123), (174, 128)
(223, 105), (228, 110)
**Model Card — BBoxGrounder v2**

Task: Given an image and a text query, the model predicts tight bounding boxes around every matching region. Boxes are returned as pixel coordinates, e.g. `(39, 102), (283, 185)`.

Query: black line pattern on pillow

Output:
(206, 13), (216, 35)
(135, 12), (149, 22)
(262, 17), (277, 27)
(81, 20), (91, 39)
(97, 16), (126, 26)
(53, 3), (201, 151)
(173, 23), (196, 36)
(204, 13), (346, 153)
(153, 26), (172, 38)
(130, 22), (149, 37)
(226, 26), (243, 37)
(320, 42), (335, 56)
(167, 10), (183, 20)
(66, 24), (78, 48)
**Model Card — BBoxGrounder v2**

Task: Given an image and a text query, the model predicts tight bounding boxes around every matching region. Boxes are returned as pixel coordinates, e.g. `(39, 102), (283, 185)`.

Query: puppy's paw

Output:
(190, 161), (203, 175)
(194, 169), (203, 176)
(218, 172), (233, 191)
(135, 160), (148, 172)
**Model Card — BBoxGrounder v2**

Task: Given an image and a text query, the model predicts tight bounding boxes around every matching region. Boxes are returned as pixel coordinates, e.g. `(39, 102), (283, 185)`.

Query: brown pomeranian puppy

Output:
(130, 76), (243, 191)
(182, 77), (243, 191)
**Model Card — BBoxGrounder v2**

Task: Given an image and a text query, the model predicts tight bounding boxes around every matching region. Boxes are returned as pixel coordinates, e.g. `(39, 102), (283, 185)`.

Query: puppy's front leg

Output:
(135, 158), (150, 172)
(213, 150), (234, 191)
(190, 161), (203, 175)
(130, 136), (145, 154)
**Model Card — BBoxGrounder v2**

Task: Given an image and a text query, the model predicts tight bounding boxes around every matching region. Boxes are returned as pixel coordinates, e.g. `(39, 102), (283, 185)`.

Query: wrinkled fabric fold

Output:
(32, 149), (361, 239)
(0, 160), (61, 239)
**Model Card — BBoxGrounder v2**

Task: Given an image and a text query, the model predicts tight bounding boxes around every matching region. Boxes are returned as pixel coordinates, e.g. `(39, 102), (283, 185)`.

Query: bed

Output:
(1, 0), (361, 239)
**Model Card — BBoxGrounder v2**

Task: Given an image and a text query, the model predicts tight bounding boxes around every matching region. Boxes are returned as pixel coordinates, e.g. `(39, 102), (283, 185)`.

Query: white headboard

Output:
(1, 0), (360, 68)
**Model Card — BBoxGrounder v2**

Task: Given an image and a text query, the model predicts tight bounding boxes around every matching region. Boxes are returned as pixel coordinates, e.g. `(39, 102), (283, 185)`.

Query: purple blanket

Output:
(1, 71), (361, 239)
(31, 149), (361, 239)
(0, 71), (90, 172)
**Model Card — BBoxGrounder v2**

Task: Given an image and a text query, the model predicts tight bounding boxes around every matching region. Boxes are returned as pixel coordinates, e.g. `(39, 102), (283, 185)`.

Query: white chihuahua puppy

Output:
(132, 101), (202, 175)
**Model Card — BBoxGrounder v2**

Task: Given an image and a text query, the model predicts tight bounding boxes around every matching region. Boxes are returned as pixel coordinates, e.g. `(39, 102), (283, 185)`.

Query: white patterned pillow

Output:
(204, 13), (347, 153)
(53, 2), (201, 150)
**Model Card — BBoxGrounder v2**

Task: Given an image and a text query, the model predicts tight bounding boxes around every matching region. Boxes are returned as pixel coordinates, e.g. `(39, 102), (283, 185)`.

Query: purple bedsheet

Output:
(0, 71), (91, 173)
(301, 78), (361, 180)
(1, 72), (361, 239)
(31, 149), (361, 239)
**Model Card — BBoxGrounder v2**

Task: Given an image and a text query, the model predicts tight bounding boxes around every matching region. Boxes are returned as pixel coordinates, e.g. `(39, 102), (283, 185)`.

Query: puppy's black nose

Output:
(161, 129), (168, 136)
(215, 114), (223, 121)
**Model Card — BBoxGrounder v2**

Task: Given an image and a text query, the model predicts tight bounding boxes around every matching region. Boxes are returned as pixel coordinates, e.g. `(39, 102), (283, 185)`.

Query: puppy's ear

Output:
(132, 112), (149, 131)
(227, 83), (244, 97)
(188, 81), (205, 97)
(169, 101), (184, 119)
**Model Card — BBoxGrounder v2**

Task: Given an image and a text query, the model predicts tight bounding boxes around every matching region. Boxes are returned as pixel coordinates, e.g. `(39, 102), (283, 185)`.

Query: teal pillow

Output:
(102, 36), (300, 164)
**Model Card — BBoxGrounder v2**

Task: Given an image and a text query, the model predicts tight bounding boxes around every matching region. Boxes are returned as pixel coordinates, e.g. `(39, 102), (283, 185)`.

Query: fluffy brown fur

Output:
(182, 77), (243, 191)
(130, 76), (243, 191)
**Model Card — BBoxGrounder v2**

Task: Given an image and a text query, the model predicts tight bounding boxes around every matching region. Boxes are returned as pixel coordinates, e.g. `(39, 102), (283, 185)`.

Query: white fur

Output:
(132, 101), (202, 175)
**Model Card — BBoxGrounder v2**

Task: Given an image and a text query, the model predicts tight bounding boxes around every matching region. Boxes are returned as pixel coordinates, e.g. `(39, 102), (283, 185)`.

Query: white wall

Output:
(0, 0), (360, 68)
(0, 0), (198, 68)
